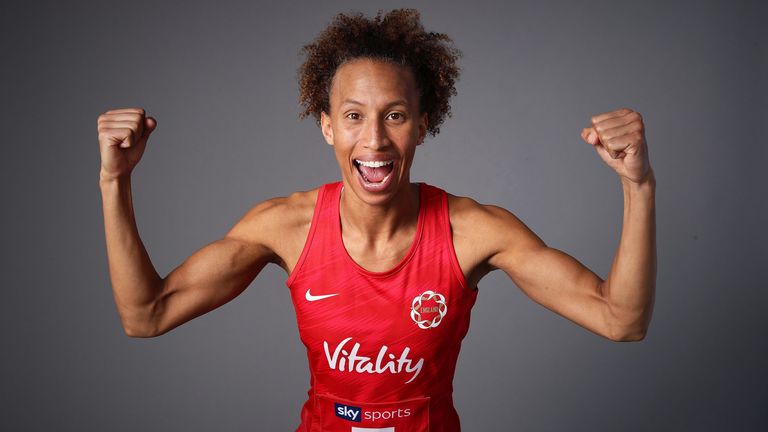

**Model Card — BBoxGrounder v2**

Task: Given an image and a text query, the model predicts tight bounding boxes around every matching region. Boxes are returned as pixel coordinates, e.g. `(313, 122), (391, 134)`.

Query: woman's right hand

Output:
(97, 108), (157, 181)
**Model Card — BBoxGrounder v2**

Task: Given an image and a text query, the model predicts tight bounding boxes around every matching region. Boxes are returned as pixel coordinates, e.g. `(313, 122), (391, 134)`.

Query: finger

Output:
(99, 127), (135, 147)
(145, 116), (157, 131)
(141, 117), (157, 140)
(596, 120), (643, 143)
(99, 122), (140, 147)
(593, 110), (641, 133)
(97, 120), (140, 132)
(591, 107), (633, 125)
(603, 131), (644, 158)
(104, 107), (146, 115)
(98, 112), (143, 124)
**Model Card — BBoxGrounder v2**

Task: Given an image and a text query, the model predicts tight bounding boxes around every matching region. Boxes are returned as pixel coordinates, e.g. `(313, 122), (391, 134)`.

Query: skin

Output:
(320, 58), (428, 270)
(98, 58), (655, 342)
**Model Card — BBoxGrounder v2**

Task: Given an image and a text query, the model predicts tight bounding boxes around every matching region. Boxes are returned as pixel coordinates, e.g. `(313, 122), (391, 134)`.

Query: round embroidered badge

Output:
(410, 290), (448, 329)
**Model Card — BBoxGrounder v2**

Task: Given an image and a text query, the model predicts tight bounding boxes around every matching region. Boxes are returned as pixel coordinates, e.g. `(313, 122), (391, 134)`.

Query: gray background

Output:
(1, 0), (766, 430)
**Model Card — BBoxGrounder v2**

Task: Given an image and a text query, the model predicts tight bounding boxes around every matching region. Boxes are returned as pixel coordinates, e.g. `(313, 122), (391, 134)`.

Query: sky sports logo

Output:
(334, 401), (412, 428)
(335, 402), (362, 422)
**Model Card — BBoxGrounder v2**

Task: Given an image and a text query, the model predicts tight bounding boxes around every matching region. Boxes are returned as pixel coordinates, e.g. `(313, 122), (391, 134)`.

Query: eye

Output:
(387, 112), (404, 121)
(346, 112), (361, 120)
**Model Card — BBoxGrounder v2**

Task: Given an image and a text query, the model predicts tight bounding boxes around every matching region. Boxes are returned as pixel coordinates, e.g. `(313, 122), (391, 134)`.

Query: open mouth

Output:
(354, 159), (395, 184)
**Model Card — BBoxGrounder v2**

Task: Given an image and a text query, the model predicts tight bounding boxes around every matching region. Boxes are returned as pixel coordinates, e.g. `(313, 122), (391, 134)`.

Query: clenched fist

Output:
(580, 108), (652, 184)
(97, 108), (157, 181)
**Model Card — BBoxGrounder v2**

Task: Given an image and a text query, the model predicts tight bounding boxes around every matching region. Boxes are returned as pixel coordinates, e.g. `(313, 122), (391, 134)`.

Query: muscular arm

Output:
(100, 174), (282, 337)
(148, 199), (281, 337)
(100, 174), (171, 337)
(464, 171), (656, 341)
(601, 170), (656, 340)
(465, 108), (657, 341)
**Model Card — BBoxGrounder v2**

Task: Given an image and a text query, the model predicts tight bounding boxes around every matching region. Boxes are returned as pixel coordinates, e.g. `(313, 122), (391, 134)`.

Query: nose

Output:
(361, 117), (389, 150)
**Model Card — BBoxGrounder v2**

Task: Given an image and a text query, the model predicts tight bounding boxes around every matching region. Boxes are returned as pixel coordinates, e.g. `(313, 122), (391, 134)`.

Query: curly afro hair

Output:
(298, 8), (462, 138)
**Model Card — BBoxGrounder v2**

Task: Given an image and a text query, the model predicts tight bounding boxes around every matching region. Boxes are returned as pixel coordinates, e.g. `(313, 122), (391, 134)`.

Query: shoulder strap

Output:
(285, 181), (340, 287)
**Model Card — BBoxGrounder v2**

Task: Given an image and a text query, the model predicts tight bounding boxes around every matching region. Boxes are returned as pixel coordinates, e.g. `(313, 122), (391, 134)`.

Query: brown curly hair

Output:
(298, 8), (462, 137)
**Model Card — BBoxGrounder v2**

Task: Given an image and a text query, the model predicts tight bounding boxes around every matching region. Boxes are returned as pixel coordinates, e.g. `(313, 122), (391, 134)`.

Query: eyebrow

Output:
(341, 98), (410, 109)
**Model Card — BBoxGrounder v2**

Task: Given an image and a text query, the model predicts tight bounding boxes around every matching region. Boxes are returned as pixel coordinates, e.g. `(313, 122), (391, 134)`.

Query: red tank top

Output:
(285, 181), (478, 432)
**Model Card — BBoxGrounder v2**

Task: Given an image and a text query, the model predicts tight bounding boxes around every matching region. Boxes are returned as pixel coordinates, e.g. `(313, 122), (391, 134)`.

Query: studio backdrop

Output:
(1, 0), (765, 431)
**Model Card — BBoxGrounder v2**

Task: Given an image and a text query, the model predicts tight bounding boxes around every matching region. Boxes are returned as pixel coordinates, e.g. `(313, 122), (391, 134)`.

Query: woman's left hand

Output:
(581, 108), (652, 183)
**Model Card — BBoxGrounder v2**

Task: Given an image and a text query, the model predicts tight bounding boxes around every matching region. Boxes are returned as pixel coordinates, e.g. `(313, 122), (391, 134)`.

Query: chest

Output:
(288, 248), (477, 363)
(280, 217), (488, 289)
(339, 229), (416, 273)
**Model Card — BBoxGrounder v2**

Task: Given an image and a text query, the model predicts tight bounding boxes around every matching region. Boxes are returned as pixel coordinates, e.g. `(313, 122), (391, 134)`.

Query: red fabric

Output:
(286, 181), (478, 432)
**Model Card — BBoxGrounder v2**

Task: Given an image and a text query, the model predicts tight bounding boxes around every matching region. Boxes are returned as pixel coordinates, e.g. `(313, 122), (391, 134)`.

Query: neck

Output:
(339, 182), (420, 243)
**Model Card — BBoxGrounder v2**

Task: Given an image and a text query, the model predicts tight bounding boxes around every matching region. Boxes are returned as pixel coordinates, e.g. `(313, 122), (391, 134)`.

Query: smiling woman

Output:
(298, 9), (461, 138)
(321, 58), (425, 202)
(97, 7), (656, 432)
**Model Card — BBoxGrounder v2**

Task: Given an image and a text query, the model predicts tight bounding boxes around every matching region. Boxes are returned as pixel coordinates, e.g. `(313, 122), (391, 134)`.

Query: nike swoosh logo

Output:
(305, 288), (340, 302)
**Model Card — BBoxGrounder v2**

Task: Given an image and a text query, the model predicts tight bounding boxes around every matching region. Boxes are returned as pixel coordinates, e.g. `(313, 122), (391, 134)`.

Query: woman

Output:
(97, 9), (656, 431)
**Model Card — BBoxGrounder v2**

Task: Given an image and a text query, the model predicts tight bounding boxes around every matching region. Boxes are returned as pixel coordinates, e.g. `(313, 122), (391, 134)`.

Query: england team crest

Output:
(410, 290), (448, 329)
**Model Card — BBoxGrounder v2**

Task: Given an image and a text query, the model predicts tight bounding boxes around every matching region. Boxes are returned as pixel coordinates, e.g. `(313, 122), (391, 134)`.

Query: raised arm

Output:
(141, 201), (281, 338)
(97, 108), (281, 337)
(466, 108), (656, 341)
(479, 176), (655, 342)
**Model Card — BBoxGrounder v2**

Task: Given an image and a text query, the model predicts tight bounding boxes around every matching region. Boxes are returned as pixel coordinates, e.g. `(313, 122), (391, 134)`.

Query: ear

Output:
(320, 111), (334, 146)
(416, 112), (428, 146)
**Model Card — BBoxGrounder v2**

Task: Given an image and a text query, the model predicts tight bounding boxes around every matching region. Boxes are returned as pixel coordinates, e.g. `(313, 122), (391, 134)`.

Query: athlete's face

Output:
(321, 58), (427, 205)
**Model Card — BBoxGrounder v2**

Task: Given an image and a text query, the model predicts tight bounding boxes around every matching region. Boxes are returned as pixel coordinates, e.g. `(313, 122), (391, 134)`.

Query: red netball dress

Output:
(285, 181), (478, 432)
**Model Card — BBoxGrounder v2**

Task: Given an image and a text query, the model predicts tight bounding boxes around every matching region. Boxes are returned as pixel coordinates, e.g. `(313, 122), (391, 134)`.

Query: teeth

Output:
(355, 159), (393, 168)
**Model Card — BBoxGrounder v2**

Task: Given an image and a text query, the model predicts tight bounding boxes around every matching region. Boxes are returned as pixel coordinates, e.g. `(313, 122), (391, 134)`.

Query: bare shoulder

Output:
(445, 192), (545, 283)
(445, 193), (511, 264)
(446, 192), (527, 245)
(226, 186), (320, 273)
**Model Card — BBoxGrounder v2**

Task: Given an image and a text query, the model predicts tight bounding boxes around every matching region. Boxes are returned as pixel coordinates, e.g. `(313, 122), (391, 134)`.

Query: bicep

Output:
(151, 203), (279, 336)
(485, 206), (614, 339)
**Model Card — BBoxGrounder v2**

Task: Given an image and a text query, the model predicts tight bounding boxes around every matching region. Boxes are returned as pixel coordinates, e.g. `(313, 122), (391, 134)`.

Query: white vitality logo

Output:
(324, 337), (424, 384)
